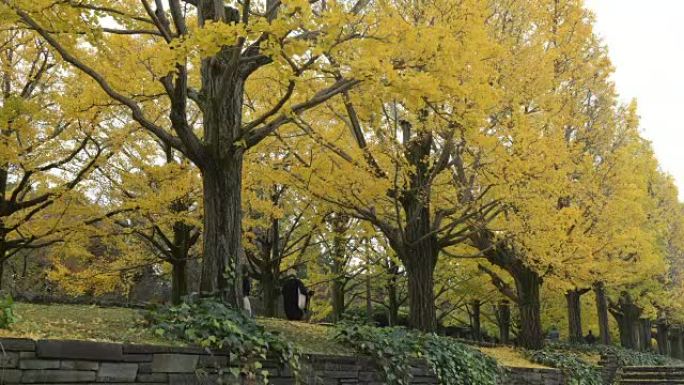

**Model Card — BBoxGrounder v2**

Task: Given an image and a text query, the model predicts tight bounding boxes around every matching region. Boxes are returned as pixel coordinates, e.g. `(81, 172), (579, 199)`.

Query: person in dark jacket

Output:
(281, 269), (311, 321)
(584, 330), (597, 344)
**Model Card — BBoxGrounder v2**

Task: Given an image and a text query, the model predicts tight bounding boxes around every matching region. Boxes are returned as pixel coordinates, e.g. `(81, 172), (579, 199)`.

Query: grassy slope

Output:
(0, 303), (175, 345)
(0, 303), (544, 368)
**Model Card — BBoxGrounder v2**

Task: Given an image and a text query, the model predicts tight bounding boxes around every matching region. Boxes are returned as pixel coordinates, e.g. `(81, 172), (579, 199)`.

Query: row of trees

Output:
(1, 0), (683, 350)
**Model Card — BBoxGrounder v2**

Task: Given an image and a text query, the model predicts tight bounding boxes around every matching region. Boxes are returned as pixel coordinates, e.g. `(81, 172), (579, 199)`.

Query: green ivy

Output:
(334, 323), (500, 385)
(546, 342), (676, 366)
(526, 350), (602, 385)
(0, 294), (16, 329)
(422, 333), (500, 385)
(148, 298), (299, 384)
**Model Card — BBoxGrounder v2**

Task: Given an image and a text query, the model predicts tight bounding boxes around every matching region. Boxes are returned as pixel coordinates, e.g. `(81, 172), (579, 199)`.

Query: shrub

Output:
(148, 298), (299, 384)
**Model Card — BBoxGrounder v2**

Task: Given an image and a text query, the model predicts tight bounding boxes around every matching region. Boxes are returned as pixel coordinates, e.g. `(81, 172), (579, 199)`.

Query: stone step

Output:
(623, 372), (684, 378)
(624, 367), (684, 373)
(619, 367), (684, 385)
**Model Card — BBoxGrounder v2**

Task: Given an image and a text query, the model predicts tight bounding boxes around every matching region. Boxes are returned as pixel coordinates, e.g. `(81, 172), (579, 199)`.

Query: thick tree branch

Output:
(9, 4), (189, 158)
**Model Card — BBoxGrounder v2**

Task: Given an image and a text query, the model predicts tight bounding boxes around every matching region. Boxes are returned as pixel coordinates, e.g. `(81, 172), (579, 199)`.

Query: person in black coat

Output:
(281, 270), (311, 321)
(584, 330), (597, 344)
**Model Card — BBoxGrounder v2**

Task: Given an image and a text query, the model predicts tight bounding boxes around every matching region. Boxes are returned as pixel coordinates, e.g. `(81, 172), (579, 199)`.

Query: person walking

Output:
(281, 269), (311, 321)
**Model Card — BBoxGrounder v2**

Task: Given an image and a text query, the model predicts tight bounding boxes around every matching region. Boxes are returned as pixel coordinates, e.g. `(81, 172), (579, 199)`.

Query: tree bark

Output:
(260, 270), (280, 317)
(639, 318), (652, 351)
(514, 267), (544, 349)
(656, 319), (669, 355)
(669, 326), (680, 358)
(331, 278), (345, 322)
(469, 300), (482, 341)
(610, 293), (641, 350)
(495, 300), (511, 344)
(194, 2), (247, 306)
(365, 251), (372, 324)
(474, 234), (543, 349)
(0, 254), (4, 292)
(396, 128), (438, 332)
(386, 259), (400, 327)
(199, 159), (244, 306)
(593, 281), (611, 345)
(566, 288), (589, 344)
(330, 215), (348, 323)
(403, 248), (438, 332)
(170, 259), (187, 305)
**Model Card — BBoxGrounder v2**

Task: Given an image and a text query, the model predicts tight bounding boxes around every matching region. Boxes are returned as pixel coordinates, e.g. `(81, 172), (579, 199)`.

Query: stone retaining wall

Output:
(504, 367), (566, 385)
(0, 337), (566, 385)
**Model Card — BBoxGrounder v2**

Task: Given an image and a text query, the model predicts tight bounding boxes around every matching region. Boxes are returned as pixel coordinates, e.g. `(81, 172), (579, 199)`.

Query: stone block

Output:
(359, 371), (381, 381)
(21, 369), (97, 383)
(169, 373), (210, 385)
(151, 354), (199, 373)
(20, 351), (36, 359)
(124, 344), (205, 355)
(0, 352), (18, 368)
(61, 359), (99, 370)
(197, 354), (228, 368)
(19, 358), (61, 369)
(268, 378), (297, 385)
(137, 372), (169, 382)
(123, 353), (153, 362)
(321, 370), (357, 379)
(0, 369), (22, 383)
(97, 362), (139, 382)
(36, 339), (123, 361)
(0, 338), (35, 351)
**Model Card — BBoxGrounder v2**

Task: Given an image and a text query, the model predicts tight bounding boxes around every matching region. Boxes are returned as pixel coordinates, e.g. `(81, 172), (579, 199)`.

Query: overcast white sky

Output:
(584, 0), (684, 200)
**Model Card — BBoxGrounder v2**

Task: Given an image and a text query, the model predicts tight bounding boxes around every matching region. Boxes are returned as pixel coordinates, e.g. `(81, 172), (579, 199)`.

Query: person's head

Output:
(588, 330), (593, 335)
(285, 268), (297, 277)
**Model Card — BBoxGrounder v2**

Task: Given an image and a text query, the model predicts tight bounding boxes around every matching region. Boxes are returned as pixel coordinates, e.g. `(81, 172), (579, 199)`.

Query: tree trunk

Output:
(656, 319), (669, 355)
(260, 271), (279, 317)
(514, 267), (544, 349)
(611, 294), (641, 350)
(199, 159), (244, 306)
(386, 258), (400, 326)
(495, 300), (511, 344)
(566, 289), (587, 344)
(331, 278), (345, 322)
(171, 259), (187, 305)
(404, 250), (437, 332)
(593, 281), (611, 345)
(615, 313), (636, 349)
(365, 266), (372, 324)
(639, 318), (652, 351)
(197, 2), (246, 306)
(475, 234), (543, 349)
(469, 300), (482, 341)
(399, 128), (437, 333)
(0, 244), (5, 292)
(669, 326), (680, 358)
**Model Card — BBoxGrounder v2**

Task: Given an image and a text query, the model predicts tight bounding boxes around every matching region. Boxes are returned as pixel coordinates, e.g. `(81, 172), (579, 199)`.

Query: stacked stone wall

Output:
(0, 337), (567, 384)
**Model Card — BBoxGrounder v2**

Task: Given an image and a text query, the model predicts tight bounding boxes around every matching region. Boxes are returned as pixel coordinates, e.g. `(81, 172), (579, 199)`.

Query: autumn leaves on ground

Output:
(0, 0), (682, 384)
